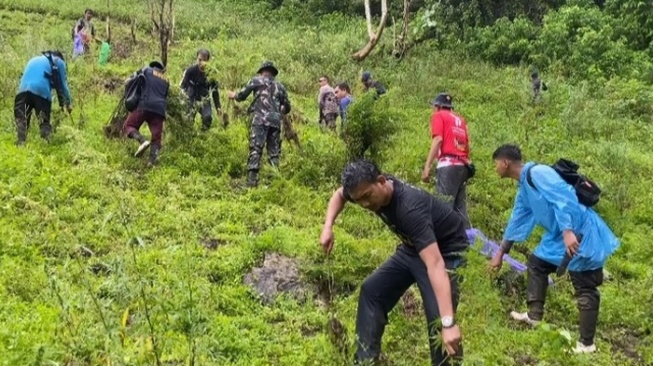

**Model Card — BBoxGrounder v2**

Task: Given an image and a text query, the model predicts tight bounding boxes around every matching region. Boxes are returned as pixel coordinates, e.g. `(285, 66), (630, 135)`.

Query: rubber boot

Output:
(128, 131), (146, 143)
(16, 118), (27, 145)
(40, 123), (52, 143)
(246, 170), (258, 187)
(147, 144), (160, 168)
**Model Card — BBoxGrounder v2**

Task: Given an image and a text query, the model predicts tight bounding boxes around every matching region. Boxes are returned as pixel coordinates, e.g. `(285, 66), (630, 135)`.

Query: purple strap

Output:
(466, 228), (554, 285)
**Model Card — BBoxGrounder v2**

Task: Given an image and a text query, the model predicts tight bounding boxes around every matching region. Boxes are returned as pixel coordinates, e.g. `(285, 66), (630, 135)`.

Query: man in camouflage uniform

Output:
(228, 61), (291, 187)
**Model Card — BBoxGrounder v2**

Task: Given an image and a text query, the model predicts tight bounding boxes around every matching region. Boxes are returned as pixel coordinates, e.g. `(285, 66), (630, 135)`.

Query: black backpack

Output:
(42, 52), (65, 109)
(526, 158), (601, 207)
(124, 69), (146, 112)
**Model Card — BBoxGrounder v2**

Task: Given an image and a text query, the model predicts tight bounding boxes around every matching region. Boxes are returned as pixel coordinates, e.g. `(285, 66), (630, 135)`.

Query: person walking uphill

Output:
(320, 159), (466, 366)
(489, 144), (620, 354)
(122, 61), (170, 167)
(317, 75), (339, 131)
(228, 61), (291, 188)
(422, 93), (473, 229)
(15, 50), (72, 145)
(180, 48), (222, 131)
(361, 71), (386, 98)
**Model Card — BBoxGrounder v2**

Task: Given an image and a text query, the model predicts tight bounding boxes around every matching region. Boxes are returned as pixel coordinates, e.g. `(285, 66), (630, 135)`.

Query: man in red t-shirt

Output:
(421, 93), (472, 228)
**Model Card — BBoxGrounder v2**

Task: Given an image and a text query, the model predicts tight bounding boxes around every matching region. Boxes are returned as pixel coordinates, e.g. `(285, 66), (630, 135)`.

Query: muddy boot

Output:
(40, 123), (52, 143)
(147, 144), (160, 168)
(16, 118), (28, 146)
(246, 170), (259, 187)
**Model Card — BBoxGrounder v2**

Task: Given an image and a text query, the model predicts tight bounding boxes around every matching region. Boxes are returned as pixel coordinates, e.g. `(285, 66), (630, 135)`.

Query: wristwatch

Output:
(441, 316), (455, 329)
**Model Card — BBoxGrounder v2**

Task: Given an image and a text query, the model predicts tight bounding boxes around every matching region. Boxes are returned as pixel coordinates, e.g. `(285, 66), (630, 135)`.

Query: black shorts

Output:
(14, 91), (52, 125)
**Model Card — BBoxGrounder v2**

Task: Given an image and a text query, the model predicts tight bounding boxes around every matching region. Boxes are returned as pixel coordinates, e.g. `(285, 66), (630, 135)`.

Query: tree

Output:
(149, 0), (174, 67)
(352, 0), (388, 61)
(392, 0), (412, 58)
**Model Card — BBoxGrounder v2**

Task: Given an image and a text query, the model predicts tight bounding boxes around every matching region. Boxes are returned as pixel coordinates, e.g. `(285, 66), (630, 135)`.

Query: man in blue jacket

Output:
(15, 51), (72, 145)
(490, 144), (620, 354)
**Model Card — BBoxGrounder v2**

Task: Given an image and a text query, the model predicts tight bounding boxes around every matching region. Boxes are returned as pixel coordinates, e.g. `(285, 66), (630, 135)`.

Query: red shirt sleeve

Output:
(430, 112), (444, 138)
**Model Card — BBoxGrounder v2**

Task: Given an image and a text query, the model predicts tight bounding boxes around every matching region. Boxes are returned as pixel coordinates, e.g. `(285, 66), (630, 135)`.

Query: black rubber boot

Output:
(128, 131), (146, 143)
(16, 118), (28, 146)
(147, 144), (160, 167)
(246, 170), (258, 187)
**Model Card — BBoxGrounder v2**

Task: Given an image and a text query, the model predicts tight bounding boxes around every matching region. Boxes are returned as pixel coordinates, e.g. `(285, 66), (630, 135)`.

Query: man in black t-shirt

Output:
(319, 159), (467, 366)
(180, 48), (222, 131)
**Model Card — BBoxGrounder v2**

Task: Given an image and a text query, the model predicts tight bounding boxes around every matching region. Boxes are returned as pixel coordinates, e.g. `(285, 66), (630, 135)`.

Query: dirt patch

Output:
(313, 276), (358, 309)
(111, 40), (135, 60)
(90, 262), (111, 276)
(513, 353), (537, 365)
(201, 237), (227, 250)
(605, 327), (645, 363)
(103, 76), (124, 93)
(326, 316), (349, 355)
(401, 289), (421, 317)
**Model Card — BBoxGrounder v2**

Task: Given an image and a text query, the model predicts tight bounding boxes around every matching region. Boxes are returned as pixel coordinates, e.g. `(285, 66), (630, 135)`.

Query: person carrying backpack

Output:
(317, 75), (339, 131)
(227, 61), (291, 187)
(489, 144), (620, 354)
(122, 61), (170, 167)
(14, 50), (72, 145)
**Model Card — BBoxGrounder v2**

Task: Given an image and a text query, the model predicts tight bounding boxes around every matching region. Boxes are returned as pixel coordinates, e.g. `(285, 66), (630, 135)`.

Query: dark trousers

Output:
(355, 245), (464, 366)
(14, 91), (52, 143)
(122, 109), (165, 147)
(190, 99), (213, 129)
(527, 255), (603, 345)
(435, 165), (470, 229)
(248, 124), (281, 172)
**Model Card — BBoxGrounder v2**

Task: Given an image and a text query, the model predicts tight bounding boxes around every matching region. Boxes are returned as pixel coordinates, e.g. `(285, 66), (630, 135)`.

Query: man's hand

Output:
(563, 230), (579, 256)
(216, 108), (223, 116)
(442, 325), (462, 356)
(66, 105), (73, 114)
(228, 91), (236, 100)
(421, 166), (431, 183)
(319, 226), (335, 255)
(489, 251), (504, 270)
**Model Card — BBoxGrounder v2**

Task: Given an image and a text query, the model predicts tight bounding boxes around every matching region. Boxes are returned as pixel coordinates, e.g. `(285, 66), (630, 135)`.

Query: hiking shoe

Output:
(573, 341), (596, 354)
(510, 311), (541, 326)
(134, 141), (151, 157)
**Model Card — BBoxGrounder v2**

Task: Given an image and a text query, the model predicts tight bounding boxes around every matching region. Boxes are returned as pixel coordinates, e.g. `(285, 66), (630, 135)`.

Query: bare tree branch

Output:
(352, 0), (388, 61)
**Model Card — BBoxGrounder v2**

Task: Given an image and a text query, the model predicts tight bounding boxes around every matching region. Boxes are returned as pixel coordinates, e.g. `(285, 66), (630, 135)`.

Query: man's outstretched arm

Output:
(319, 187), (348, 255)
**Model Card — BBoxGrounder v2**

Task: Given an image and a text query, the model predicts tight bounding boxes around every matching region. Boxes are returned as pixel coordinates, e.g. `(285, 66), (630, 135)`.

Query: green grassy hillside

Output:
(0, 1), (651, 365)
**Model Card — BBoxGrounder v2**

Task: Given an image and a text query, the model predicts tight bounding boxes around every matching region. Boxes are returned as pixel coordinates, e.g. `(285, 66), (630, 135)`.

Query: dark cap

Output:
(430, 93), (454, 108)
(361, 71), (371, 82)
(257, 61), (278, 77)
(149, 61), (165, 70)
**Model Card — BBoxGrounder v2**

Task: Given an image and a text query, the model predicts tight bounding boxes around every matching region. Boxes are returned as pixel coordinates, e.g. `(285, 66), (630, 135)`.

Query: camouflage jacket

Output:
(235, 75), (291, 128)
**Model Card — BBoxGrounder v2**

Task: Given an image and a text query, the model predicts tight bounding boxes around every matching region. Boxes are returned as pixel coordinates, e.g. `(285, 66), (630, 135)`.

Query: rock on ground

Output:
(243, 252), (316, 305)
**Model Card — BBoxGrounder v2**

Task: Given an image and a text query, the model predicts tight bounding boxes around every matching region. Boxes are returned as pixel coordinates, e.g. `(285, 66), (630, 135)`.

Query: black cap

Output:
(149, 61), (165, 70)
(257, 61), (278, 77)
(430, 93), (453, 108)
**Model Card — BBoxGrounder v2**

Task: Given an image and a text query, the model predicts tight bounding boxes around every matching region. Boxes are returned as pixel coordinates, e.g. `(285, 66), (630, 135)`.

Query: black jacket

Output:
(132, 66), (169, 117)
(180, 64), (221, 109)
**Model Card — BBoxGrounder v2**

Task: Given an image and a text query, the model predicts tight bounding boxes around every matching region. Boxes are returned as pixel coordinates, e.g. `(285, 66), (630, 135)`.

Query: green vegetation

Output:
(0, 0), (651, 365)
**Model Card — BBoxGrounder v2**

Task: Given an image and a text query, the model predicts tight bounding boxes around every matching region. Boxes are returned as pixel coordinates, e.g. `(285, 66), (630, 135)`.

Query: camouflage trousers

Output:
(248, 124), (281, 172)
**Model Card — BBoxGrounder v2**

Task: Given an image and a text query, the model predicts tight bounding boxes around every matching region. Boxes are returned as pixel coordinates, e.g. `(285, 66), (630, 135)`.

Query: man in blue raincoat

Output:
(489, 144), (620, 354)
